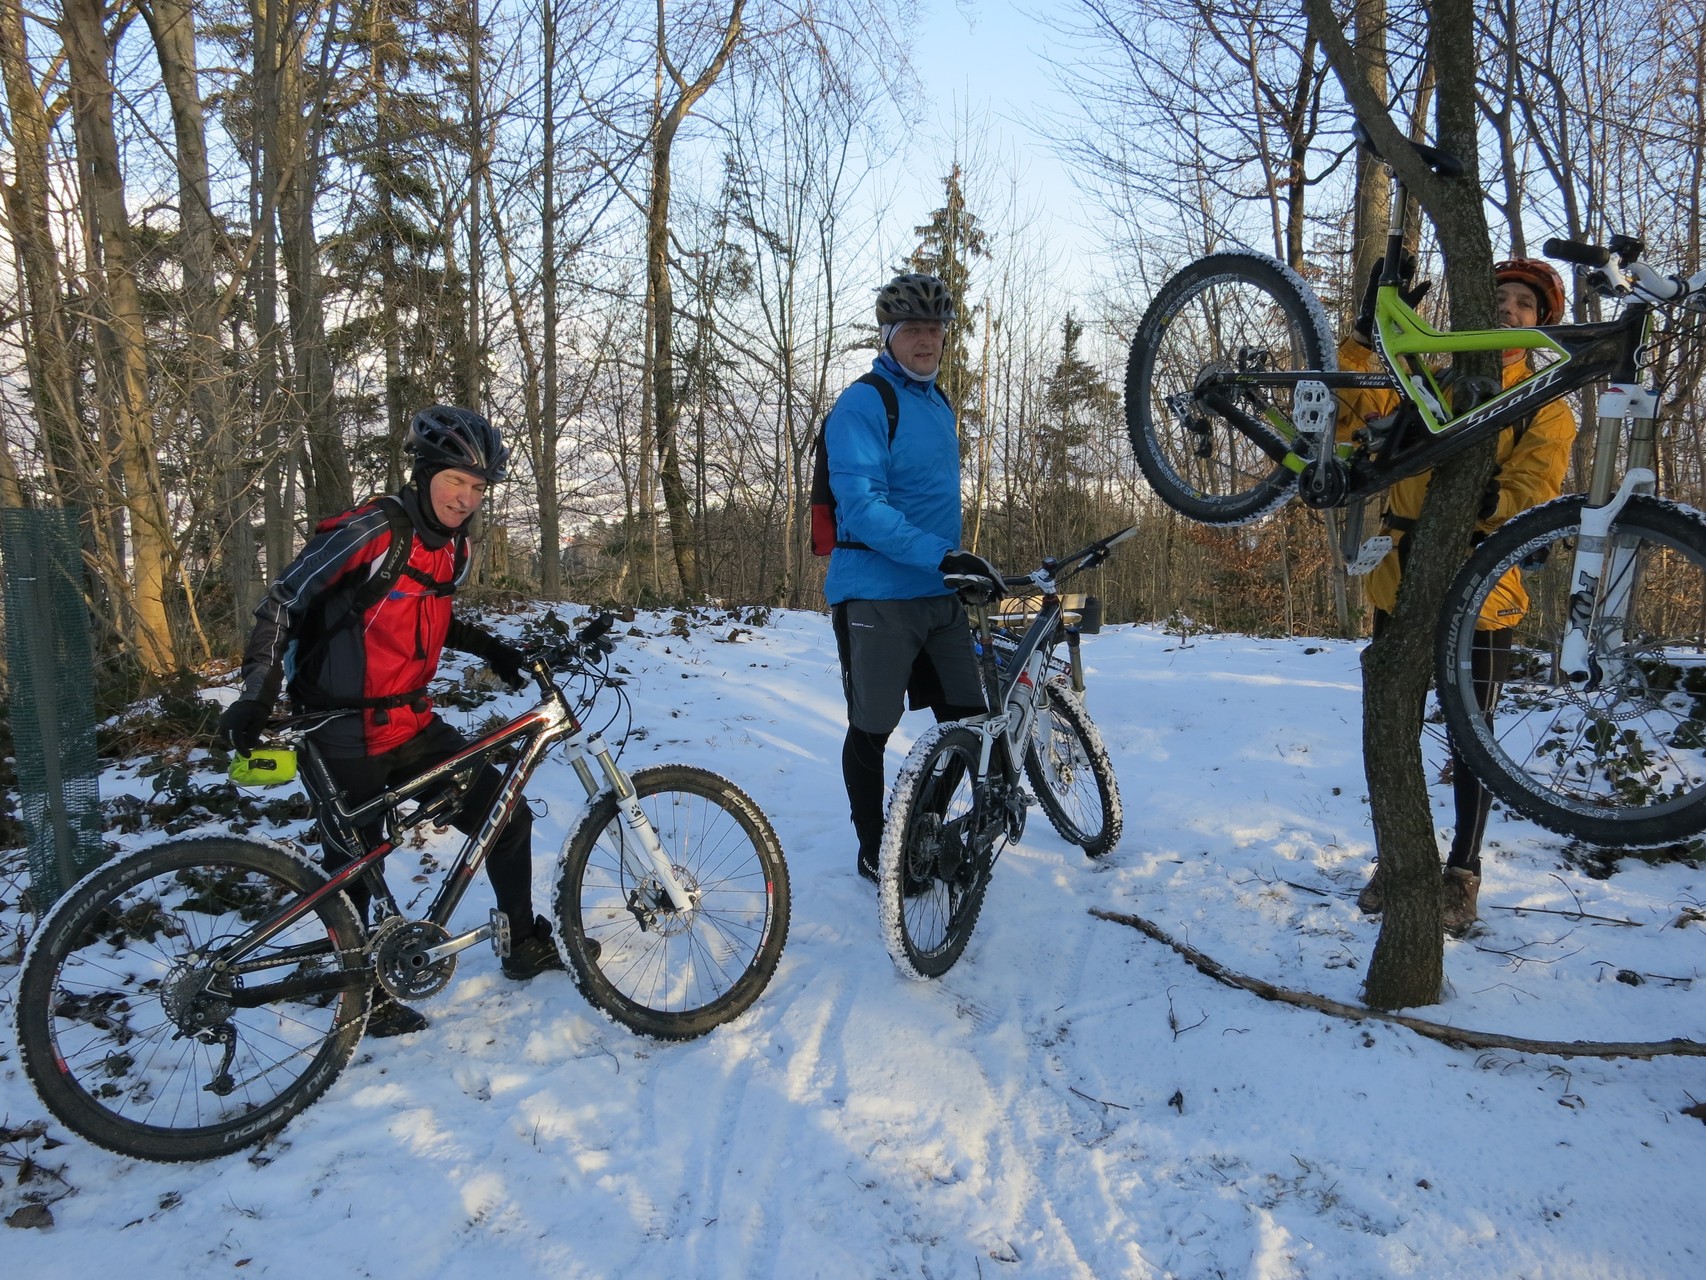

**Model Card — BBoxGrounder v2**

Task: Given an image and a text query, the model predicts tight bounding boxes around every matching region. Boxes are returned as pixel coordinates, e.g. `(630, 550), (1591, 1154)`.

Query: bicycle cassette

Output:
(371, 918), (456, 1000)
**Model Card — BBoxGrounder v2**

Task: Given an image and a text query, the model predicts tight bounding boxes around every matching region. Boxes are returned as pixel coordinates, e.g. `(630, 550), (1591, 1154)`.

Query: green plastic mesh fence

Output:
(1, 506), (103, 906)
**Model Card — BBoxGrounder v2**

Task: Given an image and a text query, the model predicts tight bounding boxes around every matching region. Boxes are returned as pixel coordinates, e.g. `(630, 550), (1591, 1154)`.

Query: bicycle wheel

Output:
(1435, 495), (1706, 847)
(1125, 251), (1332, 525)
(555, 765), (789, 1040)
(1024, 680), (1124, 858)
(879, 724), (992, 980)
(16, 837), (370, 1162)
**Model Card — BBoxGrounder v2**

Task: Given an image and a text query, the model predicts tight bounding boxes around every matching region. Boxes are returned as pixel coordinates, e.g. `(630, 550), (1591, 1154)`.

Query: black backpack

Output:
(810, 372), (900, 556)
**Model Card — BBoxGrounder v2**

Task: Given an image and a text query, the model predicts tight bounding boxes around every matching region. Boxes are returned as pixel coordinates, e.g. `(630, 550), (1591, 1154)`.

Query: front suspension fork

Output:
(1559, 466), (1655, 689)
(573, 732), (697, 913)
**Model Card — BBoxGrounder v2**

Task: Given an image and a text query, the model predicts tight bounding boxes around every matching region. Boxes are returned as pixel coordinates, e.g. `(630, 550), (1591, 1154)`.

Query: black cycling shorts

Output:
(832, 595), (985, 734)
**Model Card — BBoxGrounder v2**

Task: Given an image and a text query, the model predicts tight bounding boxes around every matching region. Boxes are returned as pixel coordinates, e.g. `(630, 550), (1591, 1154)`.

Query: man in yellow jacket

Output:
(1343, 257), (1576, 935)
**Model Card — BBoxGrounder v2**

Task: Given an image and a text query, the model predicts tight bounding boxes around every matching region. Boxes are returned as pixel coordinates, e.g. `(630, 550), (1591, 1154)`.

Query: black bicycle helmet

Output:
(405, 405), (509, 483)
(875, 273), (956, 326)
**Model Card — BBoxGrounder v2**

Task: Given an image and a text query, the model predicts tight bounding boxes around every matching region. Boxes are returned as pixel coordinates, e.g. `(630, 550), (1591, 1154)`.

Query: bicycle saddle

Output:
(1352, 122), (1463, 179)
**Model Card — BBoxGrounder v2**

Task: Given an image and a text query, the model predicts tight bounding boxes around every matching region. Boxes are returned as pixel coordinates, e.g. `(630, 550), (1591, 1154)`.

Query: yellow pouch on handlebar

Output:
(229, 749), (298, 787)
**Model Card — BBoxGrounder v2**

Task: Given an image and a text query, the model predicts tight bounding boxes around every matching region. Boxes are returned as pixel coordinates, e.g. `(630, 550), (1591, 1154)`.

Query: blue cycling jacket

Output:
(824, 352), (961, 605)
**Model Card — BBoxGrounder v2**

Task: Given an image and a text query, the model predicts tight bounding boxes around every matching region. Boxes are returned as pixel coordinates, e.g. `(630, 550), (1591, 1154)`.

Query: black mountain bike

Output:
(880, 530), (1130, 979)
(1125, 128), (1706, 848)
(16, 614), (791, 1162)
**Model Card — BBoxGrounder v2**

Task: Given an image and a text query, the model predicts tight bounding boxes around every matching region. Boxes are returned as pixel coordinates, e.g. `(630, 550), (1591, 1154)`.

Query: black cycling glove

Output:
(218, 698), (270, 755)
(1478, 470), (1502, 523)
(487, 639), (528, 690)
(939, 549), (1006, 599)
(451, 620), (530, 690)
(1354, 253), (1432, 344)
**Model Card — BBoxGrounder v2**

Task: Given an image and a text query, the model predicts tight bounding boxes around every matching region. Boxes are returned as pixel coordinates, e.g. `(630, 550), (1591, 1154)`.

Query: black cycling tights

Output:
(1373, 612), (1511, 876)
(318, 717), (536, 935)
(844, 704), (984, 866)
(1447, 628), (1513, 875)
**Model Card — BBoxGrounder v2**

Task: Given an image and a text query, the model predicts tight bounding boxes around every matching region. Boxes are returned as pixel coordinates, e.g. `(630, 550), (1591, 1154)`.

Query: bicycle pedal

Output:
(1294, 380), (1337, 436)
(489, 909), (512, 959)
(1346, 535), (1393, 577)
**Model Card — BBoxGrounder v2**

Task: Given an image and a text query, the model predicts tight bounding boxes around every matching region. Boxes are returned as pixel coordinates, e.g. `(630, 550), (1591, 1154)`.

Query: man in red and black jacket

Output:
(220, 406), (564, 1037)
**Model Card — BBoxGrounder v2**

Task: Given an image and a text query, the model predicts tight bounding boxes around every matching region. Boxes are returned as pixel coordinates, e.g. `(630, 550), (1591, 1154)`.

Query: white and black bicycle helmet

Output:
(875, 273), (956, 326)
(405, 405), (510, 483)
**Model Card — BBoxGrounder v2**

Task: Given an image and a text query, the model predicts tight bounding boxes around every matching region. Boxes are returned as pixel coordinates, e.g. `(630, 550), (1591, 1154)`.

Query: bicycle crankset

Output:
(1299, 456), (1350, 508)
(371, 918), (457, 1000)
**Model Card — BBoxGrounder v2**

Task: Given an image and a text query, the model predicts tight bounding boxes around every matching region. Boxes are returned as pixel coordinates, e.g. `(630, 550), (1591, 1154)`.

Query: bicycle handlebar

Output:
(254, 613), (621, 746)
(953, 525), (1139, 604)
(1543, 237), (1611, 268)
(1544, 235), (1706, 309)
(528, 611), (619, 675)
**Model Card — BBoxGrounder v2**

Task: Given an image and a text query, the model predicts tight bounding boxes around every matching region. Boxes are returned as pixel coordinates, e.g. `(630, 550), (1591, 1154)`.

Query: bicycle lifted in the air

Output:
(17, 614), (791, 1162)
(879, 529), (1131, 979)
(1124, 127), (1706, 850)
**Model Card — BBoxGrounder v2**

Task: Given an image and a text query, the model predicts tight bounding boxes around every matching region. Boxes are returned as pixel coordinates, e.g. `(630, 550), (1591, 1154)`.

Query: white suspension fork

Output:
(574, 731), (697, 912)
(1559, 383), (1659, 687)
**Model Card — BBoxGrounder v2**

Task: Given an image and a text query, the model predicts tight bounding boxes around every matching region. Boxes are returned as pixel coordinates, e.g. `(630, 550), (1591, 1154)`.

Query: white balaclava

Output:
(881, 323), (939, 386)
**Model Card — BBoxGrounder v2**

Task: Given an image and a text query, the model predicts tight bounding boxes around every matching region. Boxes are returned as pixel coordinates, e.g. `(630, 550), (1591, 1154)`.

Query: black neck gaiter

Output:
(401, 478), (454, 548)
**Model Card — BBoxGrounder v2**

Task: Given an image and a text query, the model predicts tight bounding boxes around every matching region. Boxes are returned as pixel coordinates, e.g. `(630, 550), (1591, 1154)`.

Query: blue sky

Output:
(885, 1), (1103, 285)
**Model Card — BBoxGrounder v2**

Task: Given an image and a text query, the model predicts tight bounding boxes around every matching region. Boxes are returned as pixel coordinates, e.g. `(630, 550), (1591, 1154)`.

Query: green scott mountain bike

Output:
(1124, 128), (1706, 848)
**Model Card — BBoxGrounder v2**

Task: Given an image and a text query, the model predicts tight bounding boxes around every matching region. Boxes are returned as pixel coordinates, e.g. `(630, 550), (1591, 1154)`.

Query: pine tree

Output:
(1041, 313), (1119, 482)
(909, 163), (987, 422)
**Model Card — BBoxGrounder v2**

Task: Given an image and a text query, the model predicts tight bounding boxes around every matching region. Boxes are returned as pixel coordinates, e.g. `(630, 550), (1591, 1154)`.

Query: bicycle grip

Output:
(1544, 238), (1611, 267)
(577, 611), (617, 653)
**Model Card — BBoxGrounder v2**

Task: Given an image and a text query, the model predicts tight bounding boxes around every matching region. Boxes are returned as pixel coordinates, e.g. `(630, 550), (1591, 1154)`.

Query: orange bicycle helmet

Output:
(1494, 258), (1568, 325)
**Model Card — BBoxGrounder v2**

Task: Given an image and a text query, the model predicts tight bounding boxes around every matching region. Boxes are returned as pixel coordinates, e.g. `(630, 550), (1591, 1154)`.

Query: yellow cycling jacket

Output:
(1336, 337), (1576, 629)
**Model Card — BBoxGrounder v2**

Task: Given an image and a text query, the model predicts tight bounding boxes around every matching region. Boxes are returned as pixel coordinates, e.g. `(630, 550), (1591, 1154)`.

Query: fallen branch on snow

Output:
(1089, 907), (1706, 1061)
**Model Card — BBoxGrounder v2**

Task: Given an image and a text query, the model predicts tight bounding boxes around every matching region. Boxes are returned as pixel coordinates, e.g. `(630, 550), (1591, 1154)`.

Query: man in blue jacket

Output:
(825, 272), (1004, 881)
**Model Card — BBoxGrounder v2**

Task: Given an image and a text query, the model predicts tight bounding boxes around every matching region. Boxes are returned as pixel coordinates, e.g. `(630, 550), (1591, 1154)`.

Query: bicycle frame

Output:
(205, 660), (695, 1003)
(958, 528), (1138, 833)
(968, 596), (1059, 790)
(1201, 303), (1651, 505)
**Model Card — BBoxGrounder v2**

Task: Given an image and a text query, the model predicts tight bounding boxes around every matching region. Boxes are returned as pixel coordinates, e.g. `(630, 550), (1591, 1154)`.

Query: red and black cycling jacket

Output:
(237, 489), (472, 757)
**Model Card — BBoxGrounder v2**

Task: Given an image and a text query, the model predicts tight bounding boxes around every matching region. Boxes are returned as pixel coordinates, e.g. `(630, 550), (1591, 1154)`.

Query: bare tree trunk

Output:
(273, 5), (349, 521)
(146, 0), (253, 642)
(0, 0), (88, 504)
(0, 435), (25, 509)
(537, 0), (562, 599)
(1347, 0), (1389, 322)
(1478, 0), (1528, 255)
(463, 0), (485, 411)
(646, 0), (746, 599)
(1306, 0), (1500, 1010)
(62, 0), (179, 673)
(253, 0), (291, 579)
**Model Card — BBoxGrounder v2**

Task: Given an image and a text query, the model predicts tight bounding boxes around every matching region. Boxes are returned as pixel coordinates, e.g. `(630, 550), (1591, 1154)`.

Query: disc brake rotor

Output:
(639, 867), (701, 938)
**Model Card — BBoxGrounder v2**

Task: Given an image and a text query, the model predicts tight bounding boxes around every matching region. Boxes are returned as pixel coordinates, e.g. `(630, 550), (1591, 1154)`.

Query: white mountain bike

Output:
(879, 530), (1132, 979)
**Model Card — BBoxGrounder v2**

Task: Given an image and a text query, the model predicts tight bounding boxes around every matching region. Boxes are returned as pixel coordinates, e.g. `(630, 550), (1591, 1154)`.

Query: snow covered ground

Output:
(3, 606), (1702, 1277)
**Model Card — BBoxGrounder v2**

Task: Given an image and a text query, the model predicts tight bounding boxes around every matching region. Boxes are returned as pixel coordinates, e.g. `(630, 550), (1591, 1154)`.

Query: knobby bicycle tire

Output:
(554, 765), (789, 1039)
(1435, 494), (1706, 847)
(17, 837), (370, 1162)
(1125, 251), (1333, 525)
(879, 724), (992, 980)
(1024, 680), (1124, 858)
